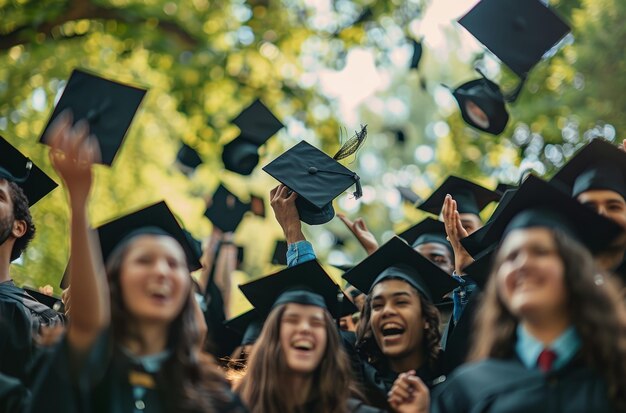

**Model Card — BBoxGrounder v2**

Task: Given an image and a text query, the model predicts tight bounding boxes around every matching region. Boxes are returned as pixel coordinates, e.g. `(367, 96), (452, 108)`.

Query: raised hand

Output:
(45, 110), (100, 203)
(442, 194), (474, 274)
(270, 184), (305, 243)
(388, 371), (430, 413)
(337, 214), (379, 255)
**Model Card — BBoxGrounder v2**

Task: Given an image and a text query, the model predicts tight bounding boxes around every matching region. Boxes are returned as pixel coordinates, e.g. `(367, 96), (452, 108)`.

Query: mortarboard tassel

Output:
(333, 124), (368, 161)
(0, 159), (32, 184)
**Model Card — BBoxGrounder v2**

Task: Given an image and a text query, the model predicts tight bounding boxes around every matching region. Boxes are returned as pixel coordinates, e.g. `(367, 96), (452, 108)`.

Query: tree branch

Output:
(0, 0), (199, 50)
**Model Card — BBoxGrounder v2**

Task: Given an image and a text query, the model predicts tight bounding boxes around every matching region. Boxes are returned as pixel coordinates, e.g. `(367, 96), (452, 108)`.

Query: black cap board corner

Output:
(0, 136), (58, 206)
(40, 68), (147, 166)
(263, 140), (362, 225)
(418, 175), (499, 216)
(342, 236), (459, 303)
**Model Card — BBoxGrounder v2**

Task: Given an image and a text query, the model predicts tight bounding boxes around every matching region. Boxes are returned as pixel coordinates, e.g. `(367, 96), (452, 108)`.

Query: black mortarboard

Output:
(239, 260), (357, 318)
(330, 263), (354, 273)
(458, 0), (571, 78)
(271, 240), (288, 265)
(263, 140), (363, 225)
(496, 182), (516, 195)
(398, 217), (453, 255)
(550, 139), (626, 200)
(23, 288), (64, 313)
(97, 201), (202, 271)
(0, 136), (57, 205)
(203, 184), (251, 232)
(224, 309), (264, 346)
(451, 77), (509, 135)
(175, 143), (203, 175)
(418, 175), (499, 217)
(480, 175), (622, 253)
(222, 99), (284, 175)
(396, 186), (421, 205)
(462, 246), (496, 288)
(40, 69), (147, 166)
(409, 39), (423, 70)
(342, 236), (459, 303)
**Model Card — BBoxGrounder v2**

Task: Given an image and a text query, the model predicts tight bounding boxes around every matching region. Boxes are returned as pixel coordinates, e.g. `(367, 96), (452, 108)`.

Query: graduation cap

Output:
(418, 175), (499, 217)
(330, 263), (354, 273)
(397, 217), (452, 254)
(342, 236), (459, 303)
(409, 39), (423, 70)
(239, 260), (357, 318)
(450, 75), (510, 135)
(550, 139), (626, 200)
(496, 182), (516, 195)
(0, 136), (57, 205)
(263, 140), (363, 225)
(271, 240), (288, 265)
(457, 0), (571, 79)
(175, 143), (203, 176)
(40, 69), (147, 166)
(462, 246), (496, 288)
(23, 288), (64, 313)
(224, 309), (264, 346)
(222, 99), (284, 176)
(203, 184), (251, 232)
(97, 201), (202, 271)
(396, 186), (421, 206)
(479, 175), (622, 253)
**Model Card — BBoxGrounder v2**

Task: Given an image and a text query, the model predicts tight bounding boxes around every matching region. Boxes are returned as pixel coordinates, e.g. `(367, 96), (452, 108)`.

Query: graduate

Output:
(235, 260), (384, 413)
(30, 113), (245, 413)
(389, 176), (626, 412)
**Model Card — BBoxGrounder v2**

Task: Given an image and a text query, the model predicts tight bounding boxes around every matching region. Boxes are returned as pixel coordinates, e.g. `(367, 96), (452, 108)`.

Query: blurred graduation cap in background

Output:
(40, 69), (147, 165)
(396, 186), (421, 206)
(451, 0), (571, 135)
(398, 217), (452, 254)
(224, 309), (264, 347)
(0, 136), (57, 206)
(239, 260), (357, 318)
(418, 175), (499, 217)
(175, 143), (203, 176)
(271, 240), (288, 266)
(204, 184), (251, 232)
(263, 136), (365, 225)
(222, 99), (284, 176)
(409, 38), (423, 70)
(550, 139), (626, 200)
(343, 236), (459, 303)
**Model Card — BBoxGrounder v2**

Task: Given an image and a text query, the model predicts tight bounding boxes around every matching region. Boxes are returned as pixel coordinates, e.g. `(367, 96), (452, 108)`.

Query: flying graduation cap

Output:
(204, 184), (251, 233)
(452, 0), (571, 135)
(222, 99), (284, 176)
(342, 236), (459, 302)
(409, 38), (423, 70)
(550, 139), (626, 200)
(40, 69), (147, 165)
(396, 186), (421, 206)
(418, 175), (500, 217)
(175, 143), (203, 176)
(239, 260), (357, 318)
(263, 132), (365, 225)
(0, 136), (57, 206)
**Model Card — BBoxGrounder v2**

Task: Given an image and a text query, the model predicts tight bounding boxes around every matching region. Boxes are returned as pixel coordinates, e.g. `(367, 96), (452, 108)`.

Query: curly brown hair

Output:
(469, 229), (626, 411)
(236, 303), (358, 413)
(355, 280), (441, 371)
(7, 181), (35, 261)
(106, 236), (241, 413)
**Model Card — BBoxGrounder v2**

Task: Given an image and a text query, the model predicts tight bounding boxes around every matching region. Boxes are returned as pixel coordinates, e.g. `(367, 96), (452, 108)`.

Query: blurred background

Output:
(1, 0), (624, 314)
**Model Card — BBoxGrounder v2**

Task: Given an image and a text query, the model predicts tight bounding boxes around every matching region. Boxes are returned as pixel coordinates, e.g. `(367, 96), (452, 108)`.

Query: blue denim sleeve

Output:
(451, 273), (477, 324)
(286, 240), (317, 267)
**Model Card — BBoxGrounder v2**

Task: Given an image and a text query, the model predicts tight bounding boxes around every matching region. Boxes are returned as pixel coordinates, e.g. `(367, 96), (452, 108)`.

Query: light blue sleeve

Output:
(286, 240), (317, 267)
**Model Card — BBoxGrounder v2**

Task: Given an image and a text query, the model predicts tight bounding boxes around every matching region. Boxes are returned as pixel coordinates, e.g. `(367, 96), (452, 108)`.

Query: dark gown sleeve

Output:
(0, 372), (29, 413)
(0, 300), (34, 382)
(441, 288), (482, 375)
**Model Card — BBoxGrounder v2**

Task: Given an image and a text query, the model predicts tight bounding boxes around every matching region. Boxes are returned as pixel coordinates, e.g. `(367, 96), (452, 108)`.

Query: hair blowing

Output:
(469, 229), (626, 411)
(236, 304), (356, 413)
(106, 236), (240, 413)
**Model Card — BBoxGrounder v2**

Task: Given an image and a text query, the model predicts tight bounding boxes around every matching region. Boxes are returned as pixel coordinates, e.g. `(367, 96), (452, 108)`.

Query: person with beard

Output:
(0, 136), (62, 383)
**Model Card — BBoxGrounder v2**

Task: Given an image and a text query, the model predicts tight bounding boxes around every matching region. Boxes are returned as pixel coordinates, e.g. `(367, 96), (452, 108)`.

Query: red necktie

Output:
(537, 349), (557, 373)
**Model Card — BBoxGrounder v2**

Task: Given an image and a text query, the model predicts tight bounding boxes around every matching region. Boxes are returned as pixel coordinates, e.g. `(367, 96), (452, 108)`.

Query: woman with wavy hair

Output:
(236, 260), (385, 413)
(30, 113), (245, 413)
(388, 203), (626, 412)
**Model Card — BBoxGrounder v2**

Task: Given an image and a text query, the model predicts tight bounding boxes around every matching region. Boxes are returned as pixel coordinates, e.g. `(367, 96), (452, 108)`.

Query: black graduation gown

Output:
(440, 287), (481, 375)
(431, 356), (614, 413)
(29, 332), (248, 413)
(0, 281), (62, 381)
(0, 372), (28, 413)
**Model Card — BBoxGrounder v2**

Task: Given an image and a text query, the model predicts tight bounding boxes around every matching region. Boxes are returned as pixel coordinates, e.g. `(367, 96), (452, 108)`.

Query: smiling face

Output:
(119, 234), (191, 324)
(496, 228), (569, 323)
(414, 242), (454, 274)
(369, 279), (425, 361)
(279, 303), (328, 375)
